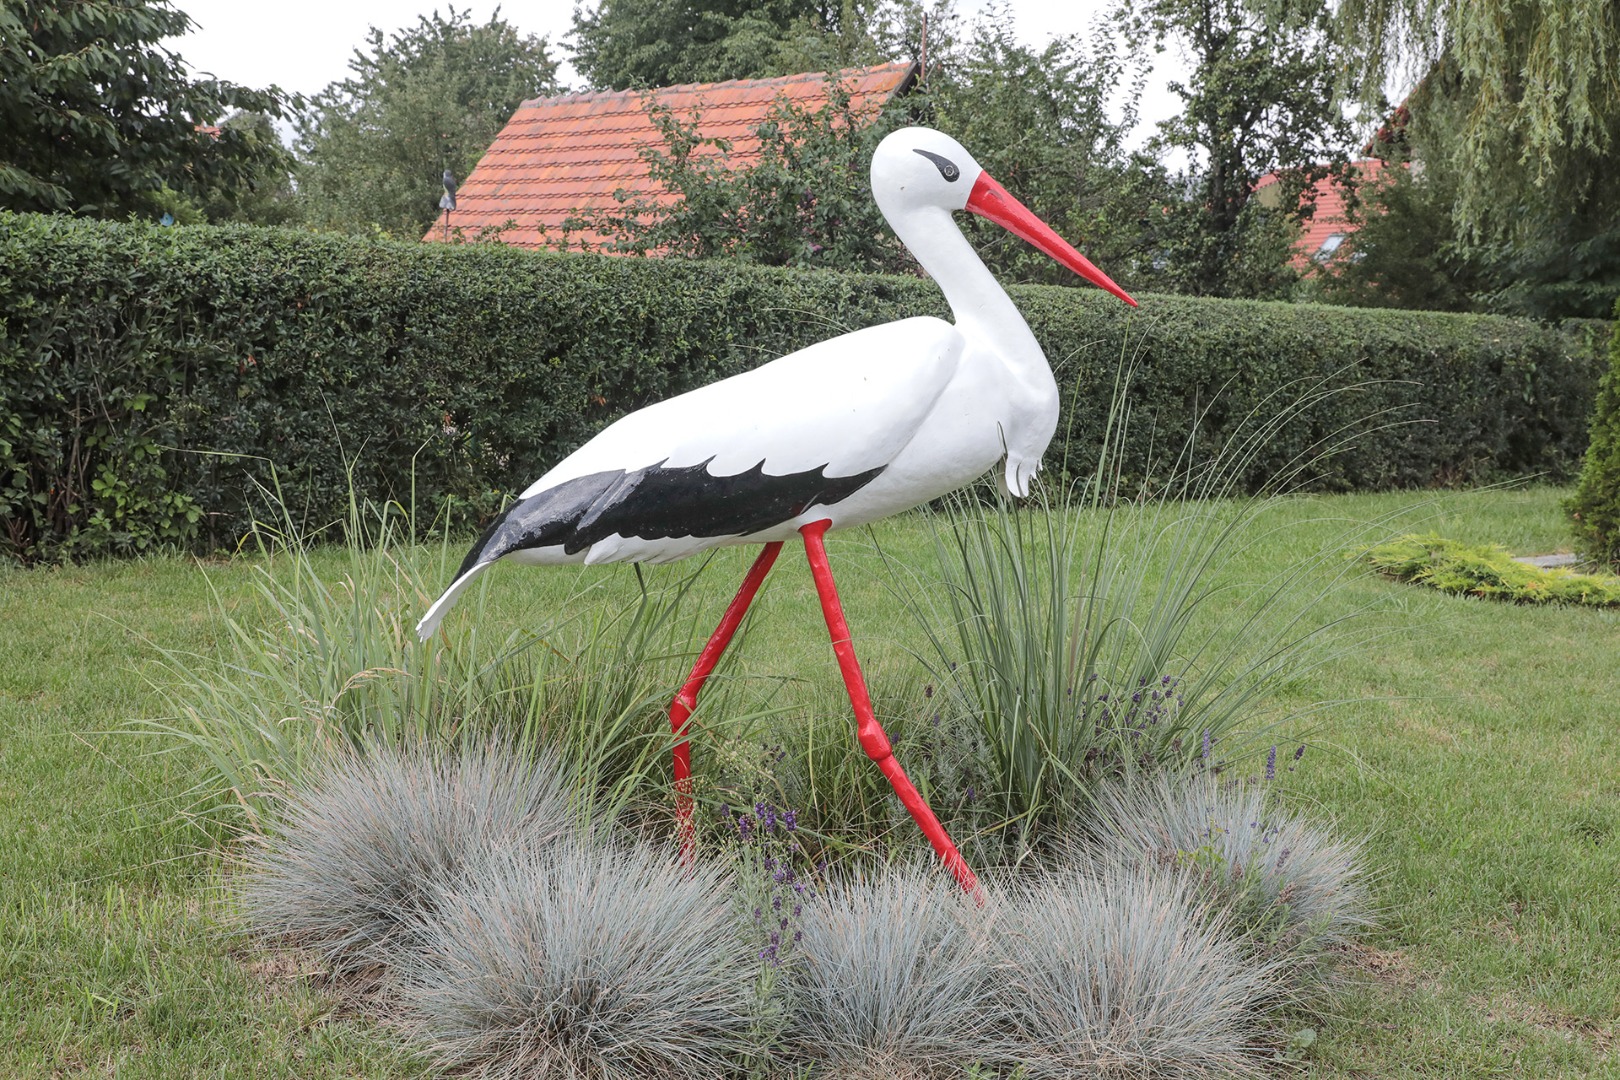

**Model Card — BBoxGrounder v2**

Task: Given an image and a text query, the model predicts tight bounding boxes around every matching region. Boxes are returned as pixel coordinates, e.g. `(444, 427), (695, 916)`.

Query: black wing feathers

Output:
(456, 459), (884, 577)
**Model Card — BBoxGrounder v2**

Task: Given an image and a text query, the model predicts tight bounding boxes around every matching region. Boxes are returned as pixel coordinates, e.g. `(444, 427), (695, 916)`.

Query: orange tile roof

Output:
(1255, 159), (1398, 271)
(426, 62), (918, 249)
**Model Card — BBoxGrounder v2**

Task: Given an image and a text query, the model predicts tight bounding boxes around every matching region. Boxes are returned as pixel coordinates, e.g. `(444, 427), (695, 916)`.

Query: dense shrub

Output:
(1364, 532), (1620, 604)
(1567, 307), (1620, 567)
(2, 212), (1607, 561)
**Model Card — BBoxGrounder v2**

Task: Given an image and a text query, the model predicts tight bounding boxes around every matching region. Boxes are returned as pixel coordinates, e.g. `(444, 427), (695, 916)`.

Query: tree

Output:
(195, 112), (301, 226)
(1308, 159), (1485, 312)
(570, 0), (893, 90)
(560, 7), (1163, 286)
(561, 78), (914, 271)
(924, 6), (1156, 289)
(1313, 2), (1620, 318)
(296, 8), (560, 237)
(1127, 0), (1356, 297)
(1333, 0), (1620, 236)
(0, 0), (293, 218)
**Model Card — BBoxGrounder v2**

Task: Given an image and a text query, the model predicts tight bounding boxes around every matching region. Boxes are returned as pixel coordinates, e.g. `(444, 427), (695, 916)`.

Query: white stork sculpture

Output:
(417, 127), (1137, 893)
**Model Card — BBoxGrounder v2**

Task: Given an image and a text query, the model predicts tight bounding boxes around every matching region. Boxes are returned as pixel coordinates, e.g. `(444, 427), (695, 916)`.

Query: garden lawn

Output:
(0, 485), (1615, 1077)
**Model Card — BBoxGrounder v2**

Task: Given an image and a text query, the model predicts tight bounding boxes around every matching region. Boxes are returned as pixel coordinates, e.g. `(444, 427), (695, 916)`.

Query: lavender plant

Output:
(720, 800), (815, 968)
(238, 742), (573, 972)
(393, 840), (757, 1080)
(715, 798), (819, 1074)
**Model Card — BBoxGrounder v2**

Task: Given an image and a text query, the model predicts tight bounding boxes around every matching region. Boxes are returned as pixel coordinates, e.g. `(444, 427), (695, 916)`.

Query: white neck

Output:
(882, 200), (1061, 495)
(887, 203), (1046, 375)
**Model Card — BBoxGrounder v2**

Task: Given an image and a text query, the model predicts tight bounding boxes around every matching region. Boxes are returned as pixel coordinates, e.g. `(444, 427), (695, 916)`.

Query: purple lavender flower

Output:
(1265, 745), (1277, 781)
(1201, 729), (1213, 762)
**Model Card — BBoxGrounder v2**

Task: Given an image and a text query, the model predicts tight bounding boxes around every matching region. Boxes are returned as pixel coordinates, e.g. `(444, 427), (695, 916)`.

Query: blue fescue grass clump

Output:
(992, 860), (1275, 1079)
(393, 840), (758, 1080)
(785, 865), (999, 1078)
(239, 742), (573, 972)
(1086, 772), (1370, 996)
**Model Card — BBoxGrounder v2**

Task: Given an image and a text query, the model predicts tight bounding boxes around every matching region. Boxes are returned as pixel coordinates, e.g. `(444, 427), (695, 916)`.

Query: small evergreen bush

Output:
(1362, 533), (1620, 605)
(1567, 308), (1620, 567)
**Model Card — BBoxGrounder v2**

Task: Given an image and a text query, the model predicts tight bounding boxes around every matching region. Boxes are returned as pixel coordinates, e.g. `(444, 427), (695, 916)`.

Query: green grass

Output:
(2, 485), (1616, 1077)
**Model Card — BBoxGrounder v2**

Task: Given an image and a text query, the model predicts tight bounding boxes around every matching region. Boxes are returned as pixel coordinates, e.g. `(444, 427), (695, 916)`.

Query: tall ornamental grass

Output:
(138, 487), (731, 831)
(896, 365), (1394, 856)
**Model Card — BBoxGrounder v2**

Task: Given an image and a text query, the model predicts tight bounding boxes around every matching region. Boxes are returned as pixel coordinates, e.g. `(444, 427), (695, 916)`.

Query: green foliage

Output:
(198, 111), (303, 226)
(0, 211), (1608, 562)
(572, 9), (1181, 295)
(570, 0), (899, 89)
(1360, 532), (1620, 605)
(924, 7), (1158, 291)
(1568, 313), (1620, 567)
(1311, 160), (1487, 313)
(565, 79), (914, 271)
(1131, 0), (1355, 298)
(1313, 92), (1620, 320)
(295, 7), (560, 237)
(1332, 0), (1620, 240)
(0, 0), (294, 219)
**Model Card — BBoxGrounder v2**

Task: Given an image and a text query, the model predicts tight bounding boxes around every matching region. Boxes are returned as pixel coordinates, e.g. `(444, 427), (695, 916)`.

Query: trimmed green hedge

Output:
(1566, 302), (1620, 567)
(1, 212), (1609, 561)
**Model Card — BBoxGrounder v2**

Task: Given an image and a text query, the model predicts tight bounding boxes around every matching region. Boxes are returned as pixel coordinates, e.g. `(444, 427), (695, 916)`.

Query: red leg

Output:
(799, 520), (980, 896)
(671, 542), (782, 862)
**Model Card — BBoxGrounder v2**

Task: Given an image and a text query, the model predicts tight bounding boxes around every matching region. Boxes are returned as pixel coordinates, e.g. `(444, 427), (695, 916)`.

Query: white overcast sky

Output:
(168, 0), (1190, 151)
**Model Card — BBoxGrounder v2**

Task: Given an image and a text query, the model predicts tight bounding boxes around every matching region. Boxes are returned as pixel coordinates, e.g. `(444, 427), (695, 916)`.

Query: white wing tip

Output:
(415, 562), (490, 641)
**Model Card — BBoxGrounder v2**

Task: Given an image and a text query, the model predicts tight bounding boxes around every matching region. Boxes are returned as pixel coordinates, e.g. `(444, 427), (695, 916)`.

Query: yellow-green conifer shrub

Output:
(1568, 307), (1620, 568)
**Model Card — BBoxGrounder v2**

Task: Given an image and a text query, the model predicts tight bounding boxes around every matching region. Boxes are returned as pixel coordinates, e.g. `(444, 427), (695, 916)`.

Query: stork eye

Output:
(912, 149), (961, 182)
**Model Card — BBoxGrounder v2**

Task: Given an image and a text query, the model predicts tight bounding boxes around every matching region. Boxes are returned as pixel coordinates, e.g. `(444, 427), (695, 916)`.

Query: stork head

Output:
(871, 126), (1137, 307)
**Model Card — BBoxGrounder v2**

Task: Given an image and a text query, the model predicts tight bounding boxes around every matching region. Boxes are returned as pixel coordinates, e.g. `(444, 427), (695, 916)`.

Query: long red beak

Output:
(965, 171), (1138, 307)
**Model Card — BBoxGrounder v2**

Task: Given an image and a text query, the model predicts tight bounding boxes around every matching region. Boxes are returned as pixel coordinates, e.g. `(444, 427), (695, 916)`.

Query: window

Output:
(1313, 233), (1346, 263)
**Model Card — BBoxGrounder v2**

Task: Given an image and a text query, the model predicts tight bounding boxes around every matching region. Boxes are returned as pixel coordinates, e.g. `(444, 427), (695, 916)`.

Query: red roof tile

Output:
(1255, 159), (1399, 271)
(425, 63), (918, 249)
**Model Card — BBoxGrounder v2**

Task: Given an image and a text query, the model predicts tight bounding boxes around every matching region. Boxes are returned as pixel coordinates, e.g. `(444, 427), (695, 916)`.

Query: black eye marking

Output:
(913, 148), (961, 182)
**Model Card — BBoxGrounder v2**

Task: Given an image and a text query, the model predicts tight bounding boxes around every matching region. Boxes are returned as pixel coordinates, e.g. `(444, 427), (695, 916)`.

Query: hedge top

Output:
(0, 212), (1608, 561)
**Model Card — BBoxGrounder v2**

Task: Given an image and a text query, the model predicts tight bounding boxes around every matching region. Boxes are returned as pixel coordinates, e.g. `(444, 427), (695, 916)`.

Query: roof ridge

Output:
(518, 61), (913, 109)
